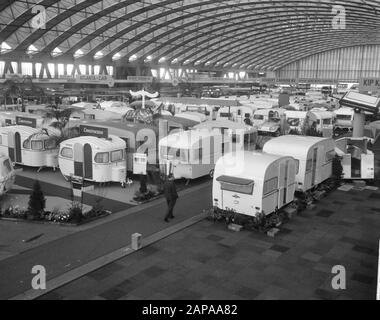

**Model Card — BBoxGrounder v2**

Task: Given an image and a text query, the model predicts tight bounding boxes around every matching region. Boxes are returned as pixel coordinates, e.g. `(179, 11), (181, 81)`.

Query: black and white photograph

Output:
(0, 0), (379, 307)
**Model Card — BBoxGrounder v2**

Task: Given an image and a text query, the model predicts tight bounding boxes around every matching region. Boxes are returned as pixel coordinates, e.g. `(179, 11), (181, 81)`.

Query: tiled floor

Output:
(38, 186), (380, 300)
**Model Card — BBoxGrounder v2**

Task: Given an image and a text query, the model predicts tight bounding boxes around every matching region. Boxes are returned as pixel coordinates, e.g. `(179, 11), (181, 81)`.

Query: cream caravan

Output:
(216, 106), (255, 124)
(0, 126), (59, 169)
(193, 120), (257, 151)
(335, 137), (374, 180)
(285, 110), (317, 135)
(0, 155), (15, 197)
(159, 130), (230, 179)
(213, 152), (297, 217)
(0, 112), (52, 128)
(263, 136), (335, 192)
(310, 109), (335, 137)
(58, 135), (127, 185)
(334, 107), (354, 131)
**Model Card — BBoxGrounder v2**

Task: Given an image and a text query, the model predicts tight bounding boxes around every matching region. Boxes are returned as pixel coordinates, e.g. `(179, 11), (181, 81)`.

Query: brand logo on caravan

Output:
(16, 117), (37, 128)
(79, 125), (108, 139)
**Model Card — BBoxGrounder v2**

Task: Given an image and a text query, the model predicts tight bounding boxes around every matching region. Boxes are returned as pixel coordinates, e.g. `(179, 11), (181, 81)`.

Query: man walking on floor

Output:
(163, 174), (178, 222)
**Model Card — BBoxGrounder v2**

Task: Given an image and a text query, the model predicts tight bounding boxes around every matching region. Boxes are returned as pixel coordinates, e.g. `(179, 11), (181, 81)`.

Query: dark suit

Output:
(163, 179), (178, 220)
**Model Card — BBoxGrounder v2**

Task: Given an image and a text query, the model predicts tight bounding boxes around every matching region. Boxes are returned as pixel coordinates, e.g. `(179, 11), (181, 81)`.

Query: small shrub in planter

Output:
(67, 202), (83, 223)
(28, 180), (46, 220)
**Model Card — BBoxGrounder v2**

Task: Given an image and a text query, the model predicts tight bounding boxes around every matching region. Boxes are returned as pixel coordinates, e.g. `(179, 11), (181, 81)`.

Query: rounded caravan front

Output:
(58, 135), (127, 185)
(310, 110), (335, 137)
(285, 110), (317, 135)
(0, 125), (59, 169)
(159, 129), (229, 180)
(263, 135), (336, 192)
(334, 107), (354, 131)
(213, 152), (297, 217)
(0, 154), (15, 196)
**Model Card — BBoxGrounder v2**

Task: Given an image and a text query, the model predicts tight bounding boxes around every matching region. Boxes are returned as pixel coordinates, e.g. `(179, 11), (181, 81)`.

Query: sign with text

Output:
(16, 116), (37, 128)
(359, 78), (380, 92)
(79, 125), (108, 139)
(59, 75), (115, 87)
(133, 153), (147, 175)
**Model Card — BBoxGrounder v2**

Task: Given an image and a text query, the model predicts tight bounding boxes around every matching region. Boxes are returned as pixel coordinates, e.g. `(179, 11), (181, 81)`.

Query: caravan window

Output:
(220, 113), (231, 118)
(95, 152), (109, 163)
(263, 177), (278, 195)
(254, 114), (264, 120)
(111, 150), (124, 162)
(294, 160), (300, 174)
(44, 139), (57, 150)
(174, 148), (189, 162)
(217, 175), (254, 195)
(61, 147), (73, 159)
(306, 159), (313, 172)
(323, 119), (332, 125)
(31, 140), (43, 150)
(84, 114), (95, 120)
(336, 114), (352, 121)
(23, 140), (31, 149)
(326, 150), (335, 163)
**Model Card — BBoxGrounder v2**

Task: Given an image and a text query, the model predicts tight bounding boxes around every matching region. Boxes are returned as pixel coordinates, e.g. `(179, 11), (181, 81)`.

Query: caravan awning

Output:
(216, 175), (254, 195)
(216, 175), (254, 186)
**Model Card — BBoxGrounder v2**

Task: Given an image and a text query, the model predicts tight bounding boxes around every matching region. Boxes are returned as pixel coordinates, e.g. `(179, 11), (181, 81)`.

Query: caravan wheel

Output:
(209, 169), (214, 179)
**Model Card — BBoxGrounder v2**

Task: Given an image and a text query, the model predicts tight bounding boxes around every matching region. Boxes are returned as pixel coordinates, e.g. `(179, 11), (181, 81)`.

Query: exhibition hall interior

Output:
(0, 0), (379, 302)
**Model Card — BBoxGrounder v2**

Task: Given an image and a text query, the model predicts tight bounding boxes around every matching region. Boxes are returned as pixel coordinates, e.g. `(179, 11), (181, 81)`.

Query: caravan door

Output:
(74, 143), (84, 177)
(278, 160), (287, 207)
(83, 143), (93, 179)
(361, 153), (374, 179)
(15, 132), (22, 163)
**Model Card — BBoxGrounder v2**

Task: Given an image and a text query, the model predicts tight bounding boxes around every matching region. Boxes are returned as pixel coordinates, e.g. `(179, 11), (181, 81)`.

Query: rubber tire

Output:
(209, 169), (214, 179)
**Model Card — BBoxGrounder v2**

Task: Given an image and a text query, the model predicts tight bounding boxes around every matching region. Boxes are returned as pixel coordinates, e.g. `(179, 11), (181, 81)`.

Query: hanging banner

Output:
(59, 75), (115, 87)
(359, 78), (380, 92)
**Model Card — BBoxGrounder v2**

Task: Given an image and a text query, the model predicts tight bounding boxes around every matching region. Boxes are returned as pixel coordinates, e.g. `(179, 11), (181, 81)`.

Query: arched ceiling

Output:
(0, 0), (380, 71)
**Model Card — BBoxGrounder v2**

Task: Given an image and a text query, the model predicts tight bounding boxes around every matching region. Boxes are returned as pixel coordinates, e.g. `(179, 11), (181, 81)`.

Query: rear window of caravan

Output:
(217, 175), (254, 195)
(31, 140), (43, 150)
(23, 140), (31, 149)
(111, 150), (124, 162)
(44, 139), (57, 150)
(95, 152), (109, 163)
(61, 147), (73, 159)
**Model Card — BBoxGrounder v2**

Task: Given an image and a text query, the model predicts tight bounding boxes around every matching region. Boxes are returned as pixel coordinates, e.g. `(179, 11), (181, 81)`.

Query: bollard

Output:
(131, 233), (142, 251)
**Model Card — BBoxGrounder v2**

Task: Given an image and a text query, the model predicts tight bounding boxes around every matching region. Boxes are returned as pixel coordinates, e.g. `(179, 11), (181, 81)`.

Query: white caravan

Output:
(0, 126), (59, 169)
(159, 129), (230, 179)
(213, 151), (297, 217)
(263, 135), (336, 192)
(59, 135), (127, 185)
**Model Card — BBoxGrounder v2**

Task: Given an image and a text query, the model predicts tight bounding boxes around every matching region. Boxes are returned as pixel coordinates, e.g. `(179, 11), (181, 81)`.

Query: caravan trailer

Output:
(193, 120), (257, 151)
(0, 126), (59, 169)
(310, 109), (335, 137)
(159, 129), (230, 179)
(285, 111), (317, 135)
(58, 135), (127, 185)
(263, 135), (336, 192)
(253, 108), (287, 136)
(334, 107), (355, 132)
(0, 154), (15, 197)
(213, 151), (297, 217)
(335, 137), (374, 180)
(216, 106), (255, 124)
